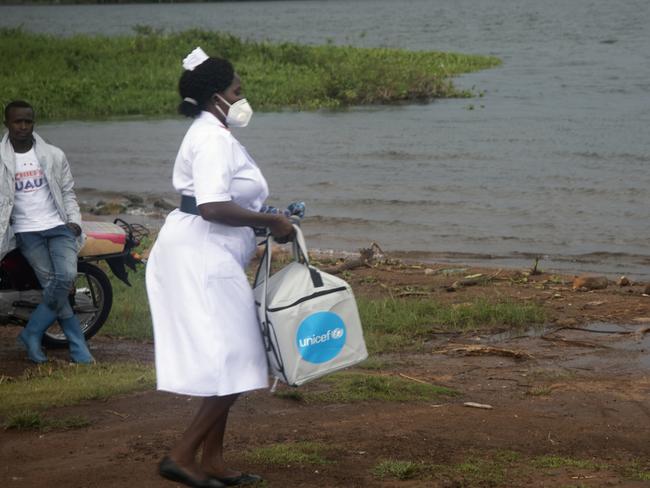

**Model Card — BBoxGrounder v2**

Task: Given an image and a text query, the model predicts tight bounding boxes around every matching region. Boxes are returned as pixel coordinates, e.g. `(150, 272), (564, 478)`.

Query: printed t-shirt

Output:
(12, 148), (65, 233)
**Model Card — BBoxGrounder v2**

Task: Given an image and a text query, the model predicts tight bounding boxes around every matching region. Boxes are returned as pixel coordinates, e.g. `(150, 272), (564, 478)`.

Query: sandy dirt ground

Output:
(1, 261), (650, 487)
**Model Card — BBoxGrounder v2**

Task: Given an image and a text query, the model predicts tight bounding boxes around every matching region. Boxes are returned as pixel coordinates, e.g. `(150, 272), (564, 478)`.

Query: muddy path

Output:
(2, 264), (650, 487)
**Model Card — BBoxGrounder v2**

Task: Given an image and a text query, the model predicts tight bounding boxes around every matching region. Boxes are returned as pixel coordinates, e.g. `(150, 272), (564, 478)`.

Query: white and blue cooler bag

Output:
(254, 226), (368, 386)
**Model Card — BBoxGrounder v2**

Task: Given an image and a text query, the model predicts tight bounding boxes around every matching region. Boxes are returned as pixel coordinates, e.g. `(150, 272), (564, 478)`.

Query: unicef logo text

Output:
(298, 327), (345, 347)
(296, 312), (346, 364)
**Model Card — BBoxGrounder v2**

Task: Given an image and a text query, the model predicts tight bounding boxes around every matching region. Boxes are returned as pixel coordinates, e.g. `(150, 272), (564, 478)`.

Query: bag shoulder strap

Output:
(254, 224), (319, 386)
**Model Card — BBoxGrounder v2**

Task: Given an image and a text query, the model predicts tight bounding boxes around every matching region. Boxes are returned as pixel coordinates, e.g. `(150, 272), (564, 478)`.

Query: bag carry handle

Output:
(255, 224), (302, 385)
(255, 224), (320, 385)
(291, 225), (309, 265)
(257, 237), (289, 384)
(254, 224), (311, 289)
(256, 224), (313, 317)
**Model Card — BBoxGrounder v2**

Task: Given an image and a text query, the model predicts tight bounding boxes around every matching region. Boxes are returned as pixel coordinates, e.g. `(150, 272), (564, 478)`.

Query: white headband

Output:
(182, 47), (209, 71)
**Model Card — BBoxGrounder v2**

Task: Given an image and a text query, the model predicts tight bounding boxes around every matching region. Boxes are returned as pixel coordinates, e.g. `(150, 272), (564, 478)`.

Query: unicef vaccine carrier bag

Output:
(254, 226), (368, 386)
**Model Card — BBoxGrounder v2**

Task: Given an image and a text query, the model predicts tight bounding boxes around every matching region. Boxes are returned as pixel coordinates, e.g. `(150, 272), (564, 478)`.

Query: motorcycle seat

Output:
(79, 221), (126, 257)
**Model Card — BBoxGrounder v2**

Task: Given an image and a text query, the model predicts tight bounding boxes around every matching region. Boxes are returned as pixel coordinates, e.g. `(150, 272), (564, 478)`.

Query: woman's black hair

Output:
(178, 57), (235, 118)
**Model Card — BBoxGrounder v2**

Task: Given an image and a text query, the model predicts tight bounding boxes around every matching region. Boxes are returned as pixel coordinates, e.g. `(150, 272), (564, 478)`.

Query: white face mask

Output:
(216, 94), (253, 127)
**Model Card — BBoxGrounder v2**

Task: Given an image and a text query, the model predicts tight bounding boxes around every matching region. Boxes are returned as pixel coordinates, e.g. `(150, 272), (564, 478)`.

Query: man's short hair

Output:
(4, 100), (34, 121)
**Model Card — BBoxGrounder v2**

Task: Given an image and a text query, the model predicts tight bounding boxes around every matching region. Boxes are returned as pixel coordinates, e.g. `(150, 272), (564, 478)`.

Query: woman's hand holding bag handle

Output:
(268, 215), (295, 244)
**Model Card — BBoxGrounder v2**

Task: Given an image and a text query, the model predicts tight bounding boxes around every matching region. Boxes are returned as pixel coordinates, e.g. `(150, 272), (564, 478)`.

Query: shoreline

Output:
(81, 206), (650, 283)
(308, 248), (650, 287)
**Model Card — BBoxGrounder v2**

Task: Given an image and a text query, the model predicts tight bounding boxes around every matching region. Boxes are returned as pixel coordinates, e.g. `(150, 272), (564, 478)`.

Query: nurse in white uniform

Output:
(146, 48), (294, 488)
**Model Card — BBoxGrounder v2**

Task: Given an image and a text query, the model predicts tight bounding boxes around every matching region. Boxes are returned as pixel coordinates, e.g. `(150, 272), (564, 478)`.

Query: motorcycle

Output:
(0, 219), (148, 348)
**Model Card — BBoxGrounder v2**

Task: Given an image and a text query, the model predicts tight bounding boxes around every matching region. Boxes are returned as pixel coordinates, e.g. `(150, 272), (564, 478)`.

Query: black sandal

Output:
(159, 456), (225, 488)
(213, 473), (263, 486)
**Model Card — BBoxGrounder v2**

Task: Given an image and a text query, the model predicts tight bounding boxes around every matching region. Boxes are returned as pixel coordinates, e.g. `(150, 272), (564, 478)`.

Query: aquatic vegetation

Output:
(0, 27), (500, 120)
(10, 0), (209, 3)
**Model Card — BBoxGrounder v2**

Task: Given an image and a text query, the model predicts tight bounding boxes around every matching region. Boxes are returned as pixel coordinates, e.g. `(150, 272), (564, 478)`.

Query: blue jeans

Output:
(16, 224), (79, 320)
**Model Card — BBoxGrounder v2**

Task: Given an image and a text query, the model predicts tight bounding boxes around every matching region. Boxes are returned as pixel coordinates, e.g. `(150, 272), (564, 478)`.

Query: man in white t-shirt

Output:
(0, 101), (93, 364)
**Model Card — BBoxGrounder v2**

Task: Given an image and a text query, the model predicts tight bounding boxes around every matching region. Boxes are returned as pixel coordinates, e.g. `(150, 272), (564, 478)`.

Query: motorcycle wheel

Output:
(42, 261), (114, 348)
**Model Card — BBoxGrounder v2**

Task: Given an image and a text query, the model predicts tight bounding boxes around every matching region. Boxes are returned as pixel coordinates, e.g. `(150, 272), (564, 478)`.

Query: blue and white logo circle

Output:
(296, 311), (346, 364)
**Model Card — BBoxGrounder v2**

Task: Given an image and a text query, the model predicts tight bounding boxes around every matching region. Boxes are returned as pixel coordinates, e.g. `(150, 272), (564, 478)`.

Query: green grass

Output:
(624, 460), (650, 481)
(370, 451), (650, 486)
(526, 385), (553, 396)
(454, 455), (512, 485)
(101, 267), (153, 340)
(532, 455), (605, 470)
(356, 357), (391, 370)
(99, 273), (545, 351)
(372, 452), (519, 484)
(100, 234), (153, 339)
(273, 389), (304, 402)
(358, 297), (546, 353)
(373, 460), (424, 480)
(245, 442), (333, 466)
(0, 362), (154, 418)
(289, 371), (456, 404)
(4, 411), (91, 431)
(0, 27), (500, 120)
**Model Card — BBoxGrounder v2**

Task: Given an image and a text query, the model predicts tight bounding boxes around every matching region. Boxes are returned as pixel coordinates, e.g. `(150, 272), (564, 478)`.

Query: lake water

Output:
(1, 0), (649, 278)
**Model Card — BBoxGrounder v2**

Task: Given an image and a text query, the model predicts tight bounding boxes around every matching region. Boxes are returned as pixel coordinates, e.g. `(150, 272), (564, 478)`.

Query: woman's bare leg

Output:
(169, 393), (239, 478)
(200, 395), (240, 478)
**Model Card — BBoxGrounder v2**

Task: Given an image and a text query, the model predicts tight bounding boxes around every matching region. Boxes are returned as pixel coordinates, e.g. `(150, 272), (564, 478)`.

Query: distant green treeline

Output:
(0, 27), (500, 120)
(4, 1), (225, 4)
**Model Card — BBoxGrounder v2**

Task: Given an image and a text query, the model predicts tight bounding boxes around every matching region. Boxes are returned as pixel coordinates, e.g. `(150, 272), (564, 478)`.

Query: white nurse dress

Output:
(146, 111), (269, 396)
